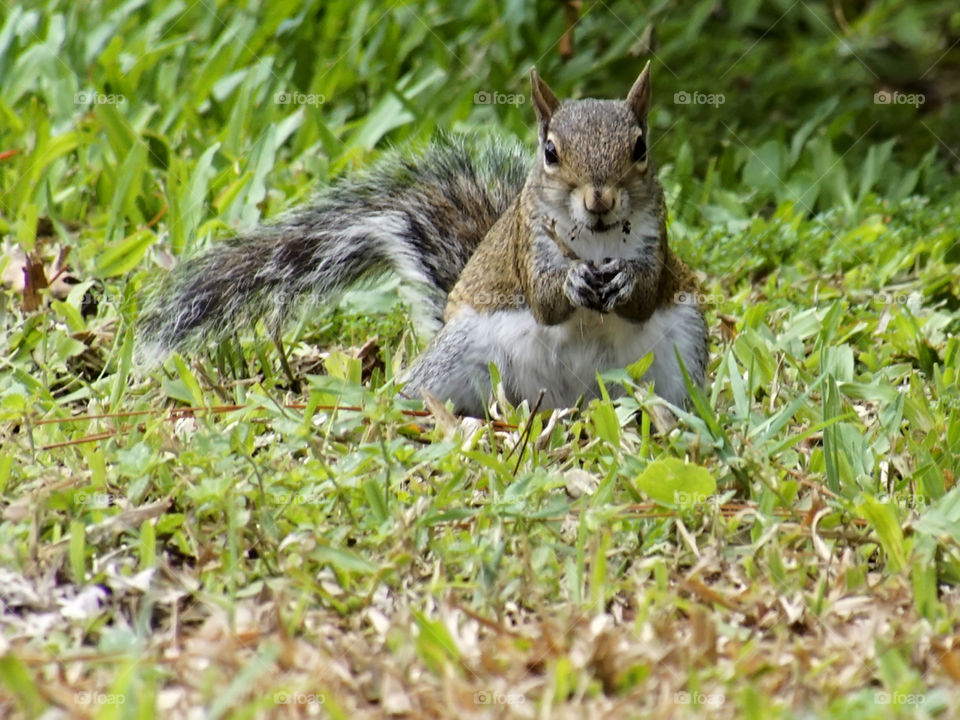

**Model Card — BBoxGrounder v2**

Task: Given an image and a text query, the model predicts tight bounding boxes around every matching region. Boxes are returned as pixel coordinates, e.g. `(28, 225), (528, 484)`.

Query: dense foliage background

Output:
(1, 1), (959, 718)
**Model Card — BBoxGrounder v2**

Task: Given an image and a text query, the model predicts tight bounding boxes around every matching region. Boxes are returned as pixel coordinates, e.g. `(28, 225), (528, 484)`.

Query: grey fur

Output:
(137, 132), (529, 360)
(403, 298), (709, 417)
(401, 319), (493, 416)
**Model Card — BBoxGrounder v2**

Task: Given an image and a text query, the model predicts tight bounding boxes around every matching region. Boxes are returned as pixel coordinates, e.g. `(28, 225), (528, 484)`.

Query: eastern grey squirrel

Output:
(139, 63), (708, 416)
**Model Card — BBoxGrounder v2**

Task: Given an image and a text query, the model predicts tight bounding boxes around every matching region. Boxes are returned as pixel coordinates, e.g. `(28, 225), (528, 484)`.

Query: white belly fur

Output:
(471, 298), (705, 409)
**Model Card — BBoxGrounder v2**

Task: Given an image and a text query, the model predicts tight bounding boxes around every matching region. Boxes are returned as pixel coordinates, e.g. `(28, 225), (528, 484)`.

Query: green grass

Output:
(2, 1), (960, 718)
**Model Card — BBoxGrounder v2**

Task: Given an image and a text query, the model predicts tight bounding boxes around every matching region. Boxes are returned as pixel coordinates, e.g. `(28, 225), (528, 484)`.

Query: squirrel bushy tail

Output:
(138, 133), (529, 359)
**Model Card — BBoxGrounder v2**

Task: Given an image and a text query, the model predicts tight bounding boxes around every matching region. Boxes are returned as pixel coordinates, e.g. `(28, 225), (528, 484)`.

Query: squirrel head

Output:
(528, 63), (658, 236)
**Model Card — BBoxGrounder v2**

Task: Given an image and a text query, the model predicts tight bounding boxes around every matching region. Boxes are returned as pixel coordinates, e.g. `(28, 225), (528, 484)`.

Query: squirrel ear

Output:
(626, 61), (652, 122)
(530, 67), (560, 138)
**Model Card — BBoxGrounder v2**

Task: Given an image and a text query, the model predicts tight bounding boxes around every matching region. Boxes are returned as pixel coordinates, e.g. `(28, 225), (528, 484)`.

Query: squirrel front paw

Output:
(564, 261), (606, 312)
(595, 258), (637, 312)
(564, 260), (639, 313)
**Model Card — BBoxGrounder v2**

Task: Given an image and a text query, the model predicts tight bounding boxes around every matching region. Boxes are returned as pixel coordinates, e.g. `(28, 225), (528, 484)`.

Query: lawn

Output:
(2, 1), (959, 718)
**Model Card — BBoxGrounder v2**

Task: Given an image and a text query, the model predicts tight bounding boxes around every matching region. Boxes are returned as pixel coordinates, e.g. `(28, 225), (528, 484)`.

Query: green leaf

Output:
(109, 328), (134, 411)
(105, 141), (148, 239)
(741, 140), (784, 195)
(591, 530), (609, 613)
(914, 487), (960, 540)
(325, 350), (362, 384)
(363, 478), (388, 524)
(590, 400), (620, 446)
(0, 654), (45, 717)
(16, 203), (38, 251)
(857, 496), (907, 572)
(635, 458), (716, 508)
(911, 537), (940, 620)
(140, 518), (156, 569)
(0, 454), (12, 492)
(96, 228), (157, 278)
(52, 333), (86, 363)
(412, 609), (460, 671)
(822, 374), (843, 494)
(313, 545), (378, 575)
(170, 354), (205, 407)
(626, 353), (654, 383)
(173, 142), (220, 255)
(95, 103), (138, 159)
(69, 520), (86, 582)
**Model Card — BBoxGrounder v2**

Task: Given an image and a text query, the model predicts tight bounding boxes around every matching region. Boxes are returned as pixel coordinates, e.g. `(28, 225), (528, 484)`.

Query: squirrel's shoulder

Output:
(445, 194), (528, 318)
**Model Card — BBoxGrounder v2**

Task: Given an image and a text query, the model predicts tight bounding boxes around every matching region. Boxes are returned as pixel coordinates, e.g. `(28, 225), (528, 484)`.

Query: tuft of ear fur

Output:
(529, 67), (560, 140)
(626, 61), (652, 122)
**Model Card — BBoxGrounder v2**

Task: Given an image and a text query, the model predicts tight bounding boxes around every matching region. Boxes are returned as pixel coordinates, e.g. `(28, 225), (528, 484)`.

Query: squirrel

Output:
(138, 62), (708, 417)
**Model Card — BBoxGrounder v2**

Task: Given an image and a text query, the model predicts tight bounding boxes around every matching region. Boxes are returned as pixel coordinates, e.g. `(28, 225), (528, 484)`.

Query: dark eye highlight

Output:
(544, 139), (559, 165)
(633, 135), (647, 163)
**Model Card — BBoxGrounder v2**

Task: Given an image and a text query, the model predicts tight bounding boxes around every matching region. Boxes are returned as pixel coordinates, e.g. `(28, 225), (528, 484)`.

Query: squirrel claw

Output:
(565, 260), (636, 313)
(599, 267), (636, 312)
(564, 262), (606, 312)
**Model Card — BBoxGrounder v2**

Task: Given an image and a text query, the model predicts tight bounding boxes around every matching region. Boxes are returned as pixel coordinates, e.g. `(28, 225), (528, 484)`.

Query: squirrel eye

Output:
(544, 139), (559, 165)
(633, 135), (647, 163)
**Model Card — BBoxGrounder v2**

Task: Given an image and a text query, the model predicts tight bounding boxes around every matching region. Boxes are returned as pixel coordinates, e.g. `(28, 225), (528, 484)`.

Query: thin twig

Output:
(511, 389), (546, 475)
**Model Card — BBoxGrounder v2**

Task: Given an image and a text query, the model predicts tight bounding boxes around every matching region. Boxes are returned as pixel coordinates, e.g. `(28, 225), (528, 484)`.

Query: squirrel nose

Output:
(584, 186), (617, 215)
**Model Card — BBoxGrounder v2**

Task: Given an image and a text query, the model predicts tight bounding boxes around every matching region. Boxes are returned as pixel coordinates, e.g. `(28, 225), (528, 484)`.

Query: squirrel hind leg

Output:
(399, 316), (493, 417)
(642, 302), (709, 408)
